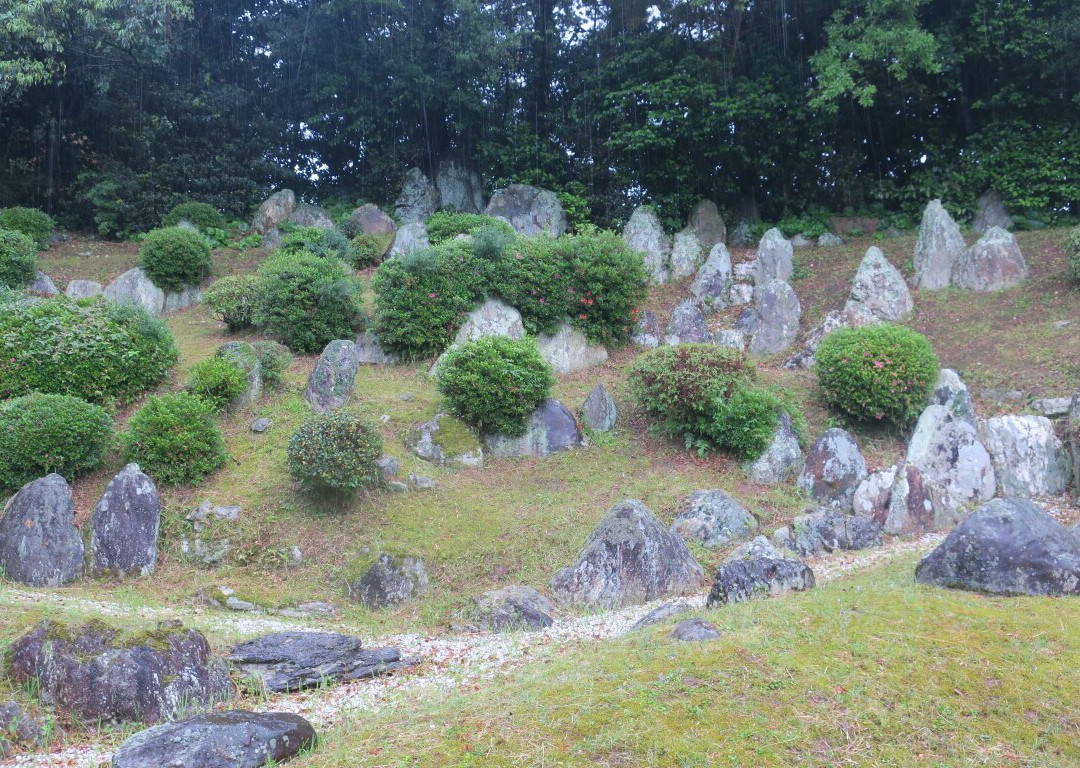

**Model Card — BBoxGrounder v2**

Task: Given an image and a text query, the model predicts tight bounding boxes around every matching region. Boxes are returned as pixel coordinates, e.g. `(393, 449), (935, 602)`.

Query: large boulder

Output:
(484, 399), (583, 458)
(394, 168), (440, 224)
(406, 414), (484, 468)
(915, 497), (1080, 596)
(550, 500), (704, 609)
(883, 463), (958, 535)
(535, 321), (608, 373)
(687, 200), (726, 251)
(668, 229), (705, 281)
(622, 206), (671, 283)
(30, 271), (58, 295)
(773, 509), (882, 557)
(738, 278), (801, 356)
(931, 368), (977, 425)
(723, 534), (786, 563)
(706, 558), (815, 607)
(913, 199), (966, 290)
(388, 221), (430, 258)
(631, 309), (662, 348)
(906, 404), (995, 510)
(852, 465), (898, 524)
(0, 474), (83, 587)
(847, 246), (913, 322)
(1070, 388), (1080, 490)
(754, 228), (793, 284)
(104, 267), (165, 316)
(91, 464), (160, 577)
(581, 381), (617, 432)
(689, 243), (733, 312)
(951, 226), (1028, 291)
(304, 339), (359, 413)
(347, 203), (396, 236)
(8, 620), (234, 724)
(670, 490), (757, 549)
(435, 159), (485, 214)
(473, 586), (557, 631)
(355, 330), (399, 365)
(972, 189), (1013, 233)
(981, 415), (1069, 498)
(251, 189), (296, 235)
(348, 554), (429, 608)
(664, 299), (712, 345)
(797, 428), (867, 511)
(227, 631), (414, 693)
(747, 411), (803, 485)
(484, 184), (567, 237)
(65, 279), (103, 299)
(454, 298), (525, 344)
(111, 710), (315, 768)
(163, 285), (203, 313)
(288, 202), (334, 230)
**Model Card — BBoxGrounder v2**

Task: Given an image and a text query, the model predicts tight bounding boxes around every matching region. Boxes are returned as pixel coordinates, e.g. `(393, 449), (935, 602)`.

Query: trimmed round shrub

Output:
(204, 274), (262, 331)
(426, 211), (514, 245)
(0, 393), (114, 489)
(815, 324), (939, 426)
(0, 297), (178, 404)
(253, 251), (365, 353)
(0, 207), (54, 250)
(124, 393), (228, 485)
(186, 356), (246, 411)
(161, 201), (227, 232)
(252, 340), (292, 388)
(140, 226), (212, 291)
(707, 385), (789, 460)
(0, 229), (38, 289)
(287, 410), (384, 493)
(436, 336), (554, 436)
(1065, 226), (1080, 284)
(279, 226), (351, 261)
(348, 233), (393, 267)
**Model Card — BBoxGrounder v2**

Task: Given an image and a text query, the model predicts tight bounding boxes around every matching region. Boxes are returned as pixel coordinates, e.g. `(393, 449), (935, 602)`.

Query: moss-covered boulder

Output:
(406, 413), (483, 468)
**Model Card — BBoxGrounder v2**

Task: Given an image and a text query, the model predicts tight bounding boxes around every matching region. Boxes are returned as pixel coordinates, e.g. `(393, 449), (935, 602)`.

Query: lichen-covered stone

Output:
(797, 429), (867, 511)
(581, 381), (617, 432)
(484, 399), (583, 458)
(0, 474), (83, 587)
(484, 184), (567, 237)
(304, 339), (358, 413)
(347, 554), (429, 608)
(670, 490), (757, 549)
(981, 415), (1069, 498)
(707, 558), (815, 606)
(913, 199), (965, 290)
(623, 206), (671, 283)
(91, 464), (160, 577)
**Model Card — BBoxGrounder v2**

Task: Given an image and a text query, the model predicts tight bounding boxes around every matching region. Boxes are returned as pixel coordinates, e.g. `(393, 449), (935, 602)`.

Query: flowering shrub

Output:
(814, 324), (939, 427)
(287, 410), (384, 493)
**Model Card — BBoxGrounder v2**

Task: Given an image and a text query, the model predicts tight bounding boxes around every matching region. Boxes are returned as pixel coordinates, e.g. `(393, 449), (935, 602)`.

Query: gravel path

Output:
(7, 533), (941, 767)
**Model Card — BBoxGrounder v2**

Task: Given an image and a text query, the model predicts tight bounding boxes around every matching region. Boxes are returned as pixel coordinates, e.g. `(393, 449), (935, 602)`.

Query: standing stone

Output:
(394, 168), (440, 224)
(473, 586), (556, 631)
(304, 339), (359, 413)
(981, 415), (1069, 498)
(687, 200), (726, 251)
(550, 500), (704, 609)
(536, 322), (608, 373)
(217, 342), (262, 409)
(0, 474), (83, 587)
(1070, 387), (1080, 490)
(739, 278), (801, 356)
(913, 199), (966, 290)
(251, 189), (296, 235)
(773, 509), (882, 556)
(622, 206), (671, 283)
(484, 184), (568, 237)
(65, 279), (103, 299)
(728, 220), (753, 247)
(104, 267), (165, 316)
(847, 246), (913, 322)
(852, 465), (898, 524)
(288, 203), (334, 230)
(670, 490), (757, 549)
(355, 330), (399, 364)
(664, 299), (712, 345)
(435, 159), (485, 214)
(754, 228), (793, 284)
(915, 497), (1080, 596)
(668, 229), (705, 281)
(931, 368), (977, 425)
(348, 554), (429, 608)
(29, 272), (57, 295)
(883, 463), (957, 536)
(798, 429), (868, 512)
(906, 404), (995, 510)
(707, 558), (815, 606)
(581, 382), (617, 432)
(348, 204), (396, 236)
(91, 464), (160, 577)
(484, 399), (583, 458)
(454, 298), (525, 344)
(406, 414), (484, 468)
(389, 221), (430, 258)
(747, 411), (803, 485)
(632, 309), (662, 348)
(972, 189), (1013, 233)
(951, 226), (1028, 291)
(689, 243), (733, 312)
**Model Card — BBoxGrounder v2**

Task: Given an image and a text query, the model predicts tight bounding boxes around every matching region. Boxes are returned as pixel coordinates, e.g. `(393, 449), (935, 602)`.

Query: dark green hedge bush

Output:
(436, 336), (554, 436)
(279, 226), (352, 261)
(124, 393), (228, 485)
(0, 297), (178, 404)
(287, 410), (384, 492)
(253, 251), (365, 353)
(0, 229), (38, 289)
(204, 274), (262, 331)
(426, 211), (514, 245)
(349, 233), (394, 266)
(0, 207), (54, 250)
(815, 324), (939, 426)
(707, 384), (792, 460)
(140, 226), (212, 291)
(252, 340), (293, 388)
(186, 356), (246, 411)
(1065, 227), (1080, 284)
(161, 201), (227, 232)
(0, 393), (114, 489)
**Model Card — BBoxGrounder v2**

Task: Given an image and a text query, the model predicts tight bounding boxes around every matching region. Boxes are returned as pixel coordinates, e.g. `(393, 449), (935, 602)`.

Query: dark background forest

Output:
(1, 0), (1078, 237)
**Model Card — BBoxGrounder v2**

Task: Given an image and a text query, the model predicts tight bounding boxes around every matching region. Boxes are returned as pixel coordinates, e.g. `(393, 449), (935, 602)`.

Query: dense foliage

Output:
(815, 324), (939, 426)
(161, 201), (227, 232)
(139, 226), (212, 291)
(124, 393), (228, 485)
(204, 274), (262, 331)
(0, 229), (38, 289)
(0, 297), (178, 403)
(186, 356), (246, 412)
(0, 393), (114, 489)
(252, 341), (293, 388)
(1065, 227), (1080, 285)
(287, 410), (384, 493)
(0, 208), (54, 250)
(279, 227), (352, 262)
(253, 251), (365, 353)
(426, 212), (513, 245)
(348, 234), (394, 267)
(436, 337), (554, 436)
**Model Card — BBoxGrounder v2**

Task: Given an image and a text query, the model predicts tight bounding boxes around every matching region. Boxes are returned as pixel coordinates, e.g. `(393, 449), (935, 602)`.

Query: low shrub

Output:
(0, 297), (178, 403)
(707, 384), (793, 460)
(436, 336), (554, 436)
(204, 274), (262, 331)
(1065, 226), (1080, 284)
(287, 410), (384, 493)
(161, 201), (227, 232)
(186, 356), (246, 411)
(0, 229), (38, 289)
(426, 211), (514, 245)
(348, 233), (394, 266)
(124, 393), (228, 485)
(252, 340), (292, 388)
(279, 226), (352, 261)
(140, 226), (212, 291)
(0, 207), (54, 250)
(0, 393), (114, 489)
(815, 324), (939, 427)
(253, 251), (365, 353)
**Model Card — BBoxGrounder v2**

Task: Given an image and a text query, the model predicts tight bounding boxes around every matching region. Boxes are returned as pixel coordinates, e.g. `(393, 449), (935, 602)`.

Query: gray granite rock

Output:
(913, 199), (965, 290)
(669, 229), (705, 281)
(394, 168), (440, 223)
(536, 322), (608, 373)
(689, 243), (733, 312)
(670, 618), (721, 642)
(435, 159), (485, 214)
(773, 509), (881, 557)
(629, 601), (692, 631)
(632, 309), (662, 348)
(981, 415), (1069, 498)
(304, 339), (359, 413)
(388, 221), (430, 258)
(454, 298), (525, 344)
(91, 464), (160, 577)
(671, 490), (757, 549)
(707, 557), (815, 606)
(797, 429), (867, 511)
(251, 189), (296, 235)
(972, 189), (1013, 234)
(484, 399), (583, 458)
(473, 586), (557, 631)
(104, 267), (165, 315)
(906, 404), (995, 510)
(664, 299), (712, 345)
(623, 206), (671, 283)
(952, 226), (1028, 291)
(348, 554), (429, 608)
(355, 330), (399, 364)
(755, 228), (793, 283)
(687, 200), (726, 251)
(0, 474), (83, 587)
(484, 184), (567, 237)
(406, 414), (484, 468)
(747, 411), (803, 485)
(65, 279), (103, 299)
(581, 381), (617, 432)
